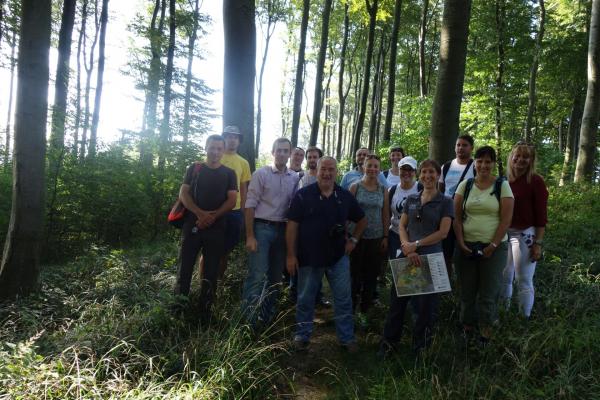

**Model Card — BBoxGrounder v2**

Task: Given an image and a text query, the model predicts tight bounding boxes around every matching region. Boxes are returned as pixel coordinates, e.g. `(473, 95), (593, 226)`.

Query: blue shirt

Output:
(288, 183), (365, 267)
(340, 168), (389, 190)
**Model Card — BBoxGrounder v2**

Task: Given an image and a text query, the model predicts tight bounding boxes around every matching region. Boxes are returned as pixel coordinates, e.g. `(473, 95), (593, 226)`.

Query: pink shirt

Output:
(245, 165), (300, 222)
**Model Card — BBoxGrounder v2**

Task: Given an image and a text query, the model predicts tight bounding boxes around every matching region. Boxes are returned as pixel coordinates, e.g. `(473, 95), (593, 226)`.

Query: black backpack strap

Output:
(383, 169), (389, 178)
(417, 182), (424, 192)
(388, 184), (397, 204)
(442, 161), (452, 181)
(491, 176), (505, 202)
(457, 159), (474, 184)
(461, 178), (475, 221)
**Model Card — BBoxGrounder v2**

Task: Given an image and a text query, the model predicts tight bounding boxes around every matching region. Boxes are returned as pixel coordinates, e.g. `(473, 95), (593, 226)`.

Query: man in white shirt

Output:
(438, 134), (475, 277)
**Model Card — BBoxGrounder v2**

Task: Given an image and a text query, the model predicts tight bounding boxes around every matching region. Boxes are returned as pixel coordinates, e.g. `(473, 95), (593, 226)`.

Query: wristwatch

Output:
(349, 236), (359, 244)
(415, 240), (420, 249)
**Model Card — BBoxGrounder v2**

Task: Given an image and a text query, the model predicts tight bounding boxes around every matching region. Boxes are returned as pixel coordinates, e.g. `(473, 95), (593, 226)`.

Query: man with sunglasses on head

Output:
(340, 147), (389, 190)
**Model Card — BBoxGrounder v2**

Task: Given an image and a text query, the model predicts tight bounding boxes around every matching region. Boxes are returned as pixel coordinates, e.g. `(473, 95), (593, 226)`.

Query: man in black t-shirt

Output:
(175, 134), (237, 323)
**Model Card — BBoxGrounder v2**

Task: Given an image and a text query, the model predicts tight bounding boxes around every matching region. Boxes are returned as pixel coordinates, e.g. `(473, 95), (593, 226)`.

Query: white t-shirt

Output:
(439, 159), (475, 197)
(389, 181), (420, 234)
(385, 170), (400, 187)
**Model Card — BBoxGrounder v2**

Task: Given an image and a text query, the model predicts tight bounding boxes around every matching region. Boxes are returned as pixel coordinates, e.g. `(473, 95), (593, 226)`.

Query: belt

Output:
(255, 218), (286, 226)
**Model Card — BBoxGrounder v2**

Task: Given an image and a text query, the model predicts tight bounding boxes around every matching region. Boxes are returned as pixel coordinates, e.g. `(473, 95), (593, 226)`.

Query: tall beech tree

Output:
(309, 0), (333, 146)
(0, 0), (52, 299)
(223, 0), (256, 169)
(575, 0), (600, 182)
(429, 0), (472, 164)
(49, 0), (76, 160)
(524, 0), (545, 142)
(89, 0), (109, 159)
(352, 0), (378, 154)
(383, 0), (402, 143)
(182, 0), (200, 145)
(3, 27), (17, 168)
(336, 3), (350, 159)
(157, 0), (176, 172)
(418, 0), (429, 97)
(290, 0), (310, 147)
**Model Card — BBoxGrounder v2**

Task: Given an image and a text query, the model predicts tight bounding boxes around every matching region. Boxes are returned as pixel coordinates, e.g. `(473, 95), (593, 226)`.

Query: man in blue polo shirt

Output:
(286, 156), (367, 351)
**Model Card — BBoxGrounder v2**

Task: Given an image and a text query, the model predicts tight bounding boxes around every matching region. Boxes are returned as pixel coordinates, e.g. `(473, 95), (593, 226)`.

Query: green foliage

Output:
(0, 243), (286, 398)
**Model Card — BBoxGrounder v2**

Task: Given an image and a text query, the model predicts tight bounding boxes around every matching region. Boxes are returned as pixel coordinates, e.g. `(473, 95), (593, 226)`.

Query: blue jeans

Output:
(295, 255), (354, 344)
(241, 221), (286, 325)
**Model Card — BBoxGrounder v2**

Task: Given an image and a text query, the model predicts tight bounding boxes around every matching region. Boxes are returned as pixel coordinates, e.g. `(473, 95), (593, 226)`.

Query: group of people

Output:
(174, 126), (548, 356)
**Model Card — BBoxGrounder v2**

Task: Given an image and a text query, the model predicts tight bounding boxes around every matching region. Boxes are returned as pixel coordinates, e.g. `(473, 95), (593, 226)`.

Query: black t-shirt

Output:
(287, 183), (365, 267)
(183, 162), (237, 212)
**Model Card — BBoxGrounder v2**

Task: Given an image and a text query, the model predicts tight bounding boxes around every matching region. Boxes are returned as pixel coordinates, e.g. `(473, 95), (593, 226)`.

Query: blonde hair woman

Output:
(501, 142), (548, 319)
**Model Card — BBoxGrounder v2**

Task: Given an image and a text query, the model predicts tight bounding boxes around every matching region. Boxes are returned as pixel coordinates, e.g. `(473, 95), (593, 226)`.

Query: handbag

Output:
(167, 162), (203, 228)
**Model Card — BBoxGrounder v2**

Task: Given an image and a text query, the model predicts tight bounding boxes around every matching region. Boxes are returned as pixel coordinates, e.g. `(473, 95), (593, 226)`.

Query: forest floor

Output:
(2, 185), (600, 399)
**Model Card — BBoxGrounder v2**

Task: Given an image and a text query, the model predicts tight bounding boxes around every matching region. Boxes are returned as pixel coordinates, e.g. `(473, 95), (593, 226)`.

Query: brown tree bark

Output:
(309, 0), (333, 146)
(383, 0), (403, 143)
(290, 0), (310, 147)
(575, 0), (600, 182)
(223, 0), (256, 170)
(0, 0), (52, 299)
(429, 0), (472, 164)
(524, 0), (545, 142)
(89, 0), (110, 159)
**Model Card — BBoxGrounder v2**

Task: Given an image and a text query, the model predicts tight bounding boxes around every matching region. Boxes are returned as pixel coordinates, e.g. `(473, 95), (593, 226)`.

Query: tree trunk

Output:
(0, 0), (52, 300)
(429, 0), (472, 164)
(560, 96), (583, 186)
(3, 28), (17, 169)
(383, 0), (403, 143)
(81, 0), (100, 160)
(495, 0), (505, 176)
(73, 0), (88, 157)
(336, 3), (350, 159)
(309, 0), (333, 146)
(524, 0), (545, 142)
(369, 32), (385, 149)
(183, 0), (200, 145)
(256, 2), (277, 155)
(49, 0), (76, 159)
(352, 0), (378, 155)
(158, 0), (176, 172)
(89, 0), (109, 159)
(575, 0), (600, 182)
(223, 0), (256, 170)
(291, 0), (310, 147)
(418, 0), (430, 97)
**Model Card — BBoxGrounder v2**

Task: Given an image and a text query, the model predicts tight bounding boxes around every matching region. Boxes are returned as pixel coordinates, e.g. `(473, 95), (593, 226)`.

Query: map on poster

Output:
(389, 252), (451, 297)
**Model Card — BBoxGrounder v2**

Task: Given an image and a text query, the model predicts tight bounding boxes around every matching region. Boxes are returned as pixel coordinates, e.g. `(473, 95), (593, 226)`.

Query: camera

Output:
(468, 242), (486, 260)
(328, 223), (345, 238)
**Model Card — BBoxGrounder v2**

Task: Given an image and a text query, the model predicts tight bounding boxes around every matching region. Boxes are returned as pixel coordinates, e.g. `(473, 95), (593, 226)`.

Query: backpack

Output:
(461, 176), (505, 221)
(167, 162), (203, 228)
(383, 169), (389, 178)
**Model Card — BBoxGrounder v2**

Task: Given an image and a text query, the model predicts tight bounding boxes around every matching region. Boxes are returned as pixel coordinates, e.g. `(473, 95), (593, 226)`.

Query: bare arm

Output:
(346, 216), (367, 254)
(179, 184), (211, 227)
(245, 207), (257, 252)
(213, 191), (237, 219)
(531, 226), (545, 261)
(453, 193), (471, 255)
(286, 220), (299, 275)
(484, 197), (514, 257)
(381, 188), (390, 250)
(240, 180), (249, 211)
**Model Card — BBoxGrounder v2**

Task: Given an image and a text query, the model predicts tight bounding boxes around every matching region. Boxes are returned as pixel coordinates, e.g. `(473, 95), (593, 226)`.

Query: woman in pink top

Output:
(501, 142), (548, 318)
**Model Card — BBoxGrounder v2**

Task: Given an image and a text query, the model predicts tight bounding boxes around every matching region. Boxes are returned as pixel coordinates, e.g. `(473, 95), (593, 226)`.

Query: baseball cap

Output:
(398, 156), (417, 170)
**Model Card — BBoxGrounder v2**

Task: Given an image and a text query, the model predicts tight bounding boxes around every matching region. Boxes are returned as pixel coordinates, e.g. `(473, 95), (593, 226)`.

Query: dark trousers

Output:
(175, 217), (225, 317)
(442, 228), (456, 278)
(350, 238), (382, 313)
(382, 285), (439, 351)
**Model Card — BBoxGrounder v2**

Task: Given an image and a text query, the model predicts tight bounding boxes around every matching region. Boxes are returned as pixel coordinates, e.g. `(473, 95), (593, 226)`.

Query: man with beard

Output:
(340, 147), (389, 189)
(299, 146), (323, 188)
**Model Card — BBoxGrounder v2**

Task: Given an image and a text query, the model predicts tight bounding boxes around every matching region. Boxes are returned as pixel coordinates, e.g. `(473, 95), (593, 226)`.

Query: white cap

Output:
(398, 156), (417, 170)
